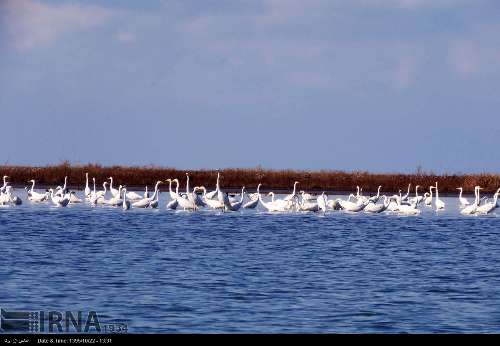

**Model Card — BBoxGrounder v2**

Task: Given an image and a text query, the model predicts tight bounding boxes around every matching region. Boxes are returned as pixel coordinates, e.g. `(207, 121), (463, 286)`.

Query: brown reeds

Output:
(1, 162), (499, 194)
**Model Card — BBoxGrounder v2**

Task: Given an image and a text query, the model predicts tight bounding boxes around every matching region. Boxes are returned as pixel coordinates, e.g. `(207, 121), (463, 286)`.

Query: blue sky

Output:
(1, 0), (499, 173)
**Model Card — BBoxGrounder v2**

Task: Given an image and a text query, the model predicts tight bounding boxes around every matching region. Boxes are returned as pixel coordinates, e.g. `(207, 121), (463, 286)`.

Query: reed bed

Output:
(1, 163), (499, 194)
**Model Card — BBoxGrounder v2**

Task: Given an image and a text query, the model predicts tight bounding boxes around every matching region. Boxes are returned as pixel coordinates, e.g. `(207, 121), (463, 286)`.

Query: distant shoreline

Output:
(2, 163), (499, 194)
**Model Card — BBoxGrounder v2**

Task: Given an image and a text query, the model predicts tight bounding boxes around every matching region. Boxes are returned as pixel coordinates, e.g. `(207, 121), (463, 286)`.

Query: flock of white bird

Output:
(0, 173), (499, 216)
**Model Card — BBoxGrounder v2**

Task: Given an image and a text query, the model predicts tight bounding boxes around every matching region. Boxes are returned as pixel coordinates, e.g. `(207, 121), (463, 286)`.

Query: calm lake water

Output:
(1, 191), (500, 333)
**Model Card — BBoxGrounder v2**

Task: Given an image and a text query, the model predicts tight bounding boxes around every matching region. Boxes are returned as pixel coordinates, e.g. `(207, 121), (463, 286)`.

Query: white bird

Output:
(364, 195), (390, 213)
(355, 186), (361, 199)
(193, 189), (206, 207)
(109, 177), (120, 198)
(106, 186), (124, 206)
(55, 176), (68, 197)
(144, 186), (149, 199)
(401, 184), (411, 202)
(126, 189), (143, 201)
(352, 186), (368, 203)
(0, 186), (22, 206)
(69, 191), (83, 204)
(184, 173), (195, 202)
(95, 182), (107, 200)
(132, 196), (150, 209)
(259, 191), (292, 212)
(338, 197), (367, 212)
(149, 190), (160, 209)
(317, 192), (327, 212)
(84, 173), (91, 198)
(386, 195), (400, 212)
(247, 192), (259, 201)
(390, 190), (404, 207)
(224, 186), (245, 211)
(476, 188), (500, 215)
(205, 172), (220, 200)
(0, 186), (12, 205)
(132, 181), (161, 208)
(26, 180), (49, 202)
(284, 181), (299, 201)
(55, 186), (64, 197)
(422, 192), (429, 203)
(396, 200), (420, 215)
(339, 190), (370, 212)
(461, 186), (481, 215)
(228, 193), (239, 204)
(434, 182), (445, 210)
(268, 192), (294, 210)
(198, 186), (224, 210)
(166, 179), (180, 209)
(62, 176), (68, 193)
(299, 190), (315, 202)
(216, 175), (230, 209)
(243, 184), (260, 209)
(96, 182), (109, 205)
(166, 199), (179, 210)
(457, 187), (470, 207)
(409, 186), (424, 205)
(89, 178), (99, 206)
(0, 189), (10, 205)
(49, 188), (70, 207)
(165, 178), (178, 200)
(368, 186), (382, 203)
(243, 198), (259, 209)
(185, 173), (206, 207)
(172, 178), (183, 197)
(396, 187), (421, 215)
(327, 199), (341, 210)
(0, 175), (9, 193)
(424, 186), (433, 206)
(176, 186), (198, 211)
(347, 193), (357, 202)
(122, 188), (131, 210)
(297, 199), (319, 212)
(359, 186), (370, 203)
(8, 186), (22, 205)
(296, 192), (324, 212)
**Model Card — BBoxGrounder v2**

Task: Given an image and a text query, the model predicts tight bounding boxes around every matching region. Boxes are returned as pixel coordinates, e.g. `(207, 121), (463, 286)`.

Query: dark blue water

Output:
(1, 195), (500, 333)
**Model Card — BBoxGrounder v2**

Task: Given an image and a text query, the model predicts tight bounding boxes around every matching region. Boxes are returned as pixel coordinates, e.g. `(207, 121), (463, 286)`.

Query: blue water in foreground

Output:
(1, 193), (500, 333)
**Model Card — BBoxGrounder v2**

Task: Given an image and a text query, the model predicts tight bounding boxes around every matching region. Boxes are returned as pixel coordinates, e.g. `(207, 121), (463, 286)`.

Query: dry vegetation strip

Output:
(1, 163), (499, 194)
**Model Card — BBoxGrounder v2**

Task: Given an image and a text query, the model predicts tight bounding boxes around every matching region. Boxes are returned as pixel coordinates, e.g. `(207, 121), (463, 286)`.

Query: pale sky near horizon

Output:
(1, 0), (499, 173)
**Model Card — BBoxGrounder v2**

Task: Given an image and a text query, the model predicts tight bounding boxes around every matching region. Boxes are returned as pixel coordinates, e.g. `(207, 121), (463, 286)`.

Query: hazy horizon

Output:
(1, 0), (499, 173)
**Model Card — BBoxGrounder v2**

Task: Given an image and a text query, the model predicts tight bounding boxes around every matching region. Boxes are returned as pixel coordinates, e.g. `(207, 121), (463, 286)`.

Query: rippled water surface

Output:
(1, 192), (500, 333)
